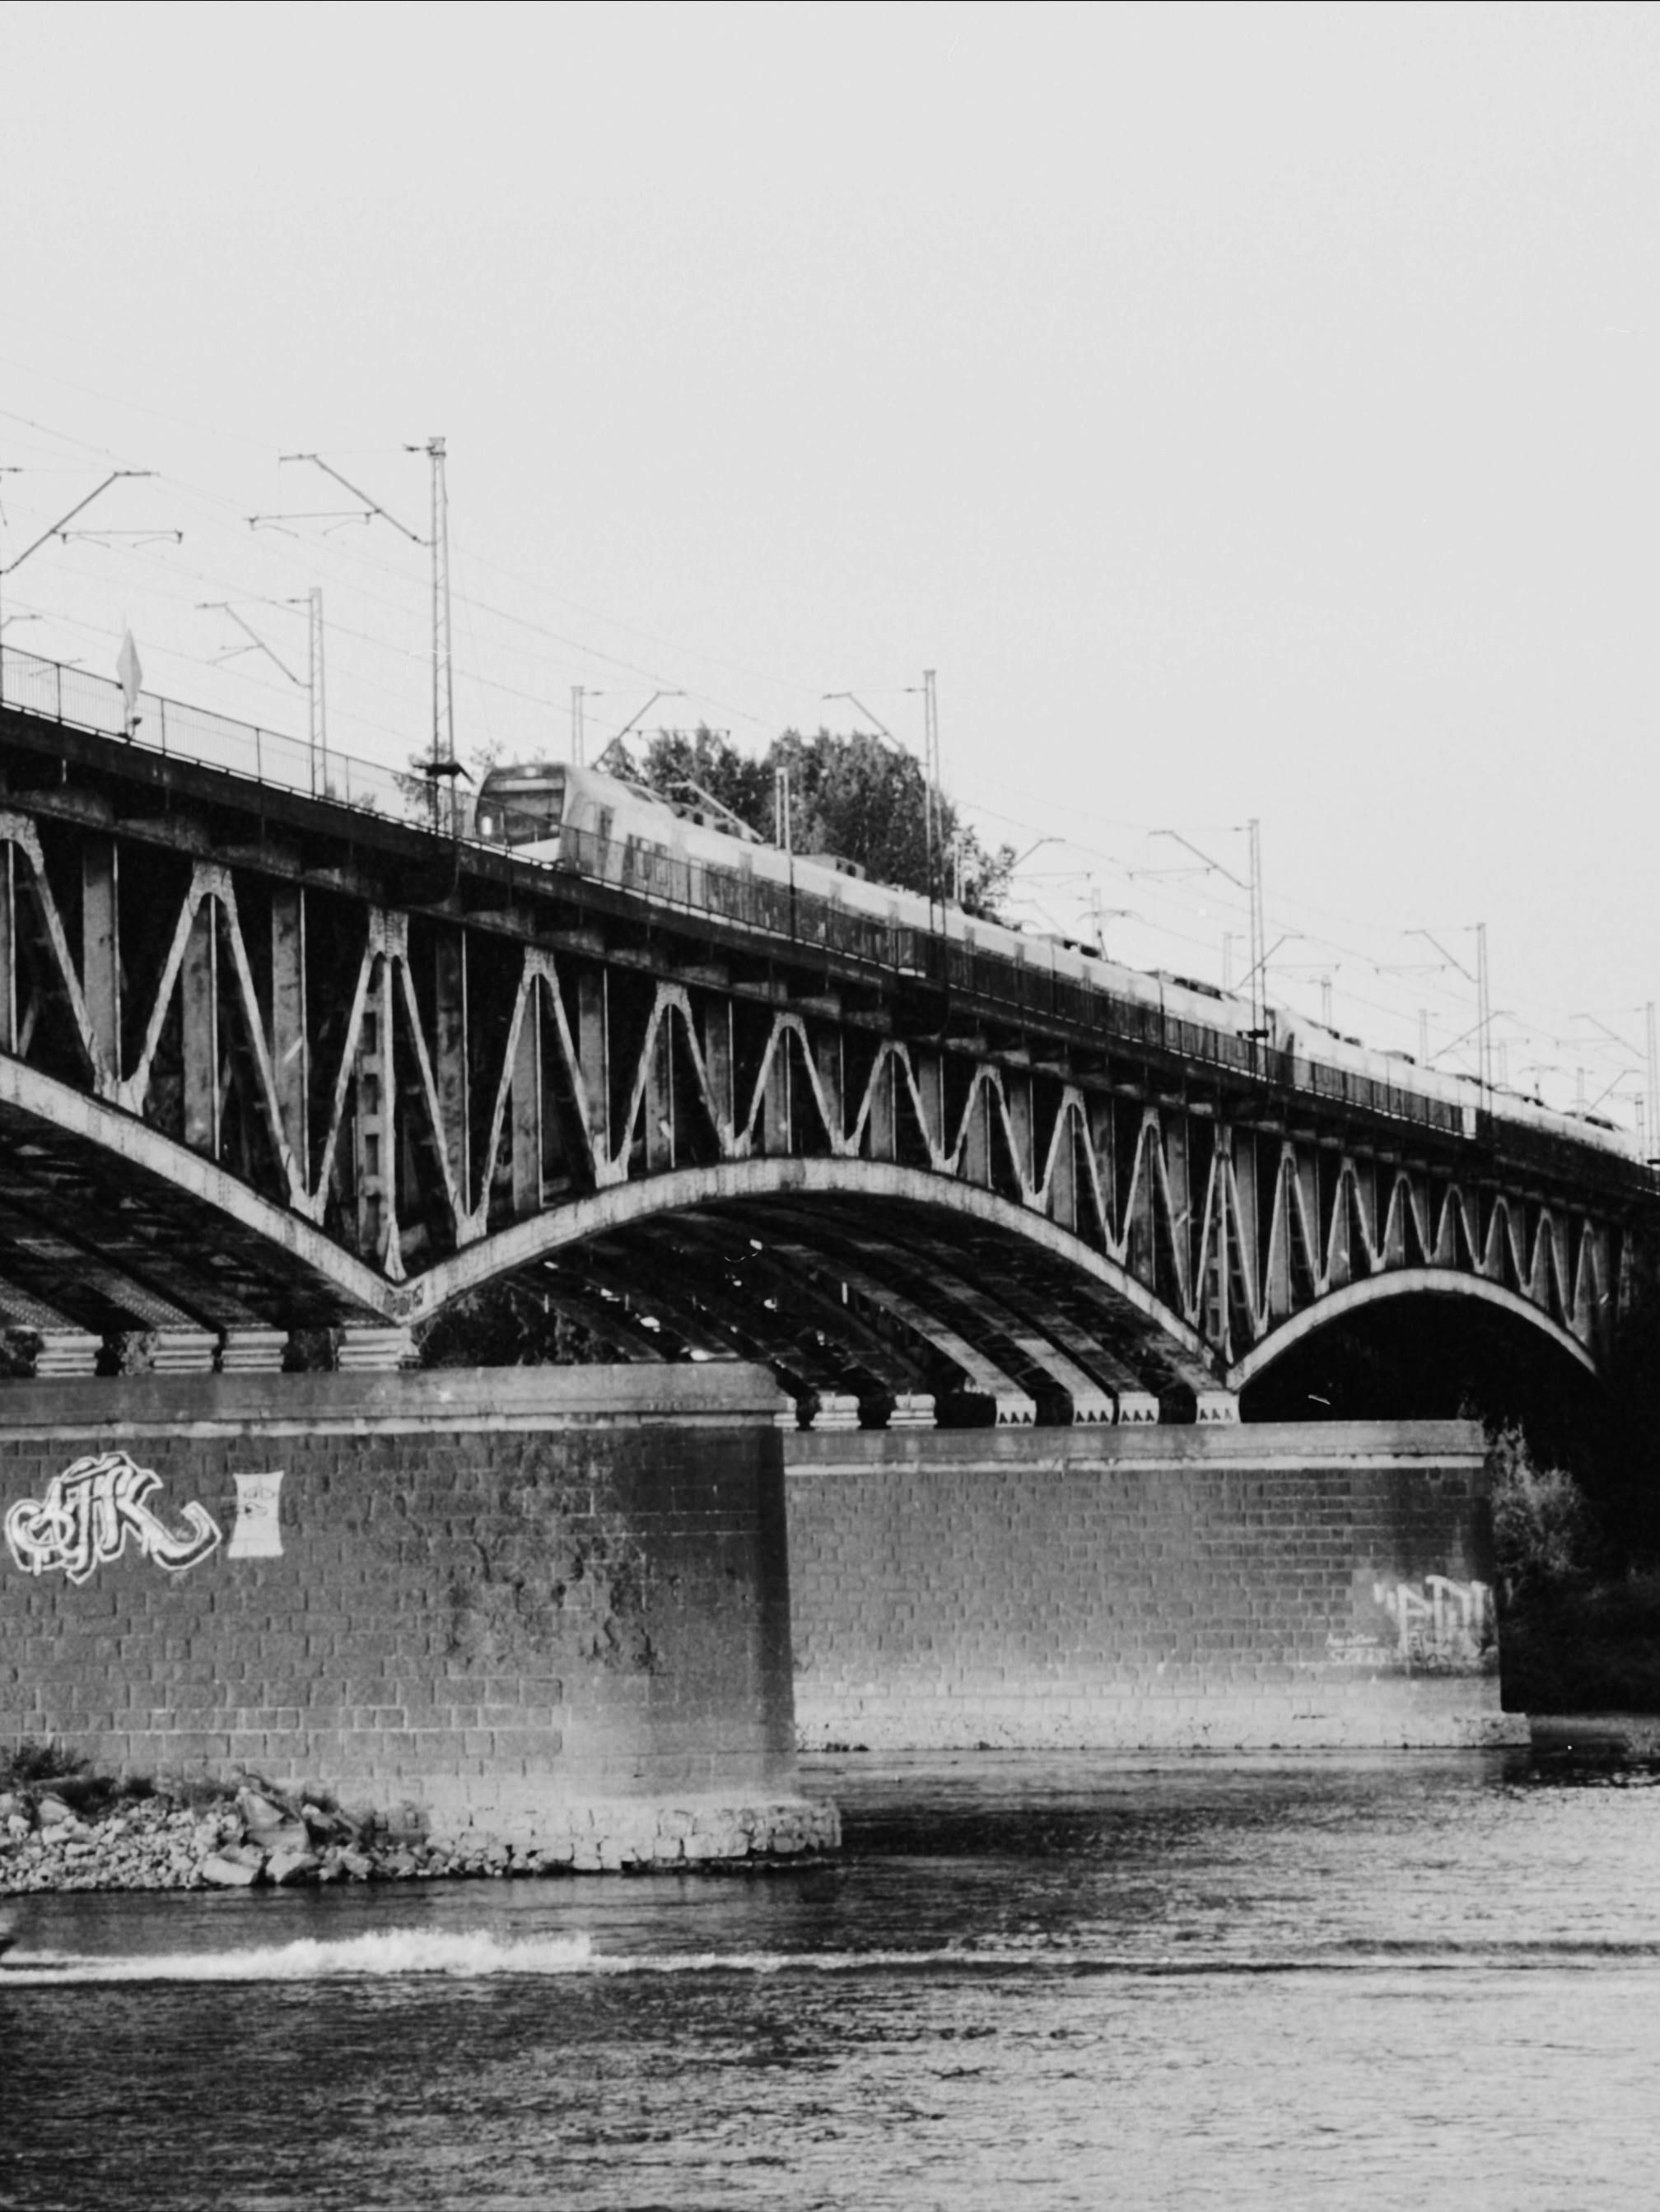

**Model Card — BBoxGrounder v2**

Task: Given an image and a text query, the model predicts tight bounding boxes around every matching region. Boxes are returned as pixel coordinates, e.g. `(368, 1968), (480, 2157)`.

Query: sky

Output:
(1, 0), (1657, 1127)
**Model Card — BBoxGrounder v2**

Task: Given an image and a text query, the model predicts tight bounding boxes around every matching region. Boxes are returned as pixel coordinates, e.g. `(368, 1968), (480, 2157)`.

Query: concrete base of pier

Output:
(0, 1366), (836, 1863)
(785, 1419), (1518, 1751)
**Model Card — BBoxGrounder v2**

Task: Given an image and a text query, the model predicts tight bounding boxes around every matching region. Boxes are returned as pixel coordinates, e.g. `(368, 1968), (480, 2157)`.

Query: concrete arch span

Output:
(400, 1158), (1222, 1423)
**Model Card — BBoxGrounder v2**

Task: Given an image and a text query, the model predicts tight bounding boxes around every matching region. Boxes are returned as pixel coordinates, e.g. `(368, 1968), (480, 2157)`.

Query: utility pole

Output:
(1247, 817), (1266, 1067)
(278, 446), (442, 811)
(306, 588), (328, 798)
(199, 595), (327, 795)
(571, 684), (587, 767)
(425, 438), (455, 822)
(1476, 921), (1491, 1106)
(921, 669), (940, 917)
(1648, 1002), (1658, 1156)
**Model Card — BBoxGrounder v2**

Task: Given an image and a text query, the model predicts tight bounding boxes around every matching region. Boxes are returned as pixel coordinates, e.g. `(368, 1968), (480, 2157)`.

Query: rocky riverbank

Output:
(0, 1775), (832, 1893)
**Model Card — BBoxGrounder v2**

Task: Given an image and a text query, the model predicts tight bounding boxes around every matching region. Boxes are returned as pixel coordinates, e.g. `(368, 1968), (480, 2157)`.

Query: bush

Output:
(0, 1738), (87, 1790)
(1490, 1423), (1594, 1601)
(1501, 1573), (1660, 1714)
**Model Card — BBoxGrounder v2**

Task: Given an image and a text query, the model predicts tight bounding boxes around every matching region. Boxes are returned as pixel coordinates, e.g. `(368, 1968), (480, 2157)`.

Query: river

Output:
(3, 1750), (1656, 2210)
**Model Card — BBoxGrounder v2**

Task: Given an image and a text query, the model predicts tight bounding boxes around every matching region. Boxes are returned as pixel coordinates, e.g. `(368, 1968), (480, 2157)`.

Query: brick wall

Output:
(785, 1420), (1517, 1750)
(0, 1365), (837, 1860)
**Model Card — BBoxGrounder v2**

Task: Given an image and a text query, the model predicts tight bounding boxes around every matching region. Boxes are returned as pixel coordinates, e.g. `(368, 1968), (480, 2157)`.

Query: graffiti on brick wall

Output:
(227, 1470), (284, 1558)
(1374, 1576), (1493, 1667)
(4, 1450), (221, 1584)
(1324, 1576), (1495, 1671)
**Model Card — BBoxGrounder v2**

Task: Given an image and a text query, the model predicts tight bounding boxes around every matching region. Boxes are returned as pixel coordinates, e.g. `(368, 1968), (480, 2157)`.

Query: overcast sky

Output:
(2, 0), (1657, 1122)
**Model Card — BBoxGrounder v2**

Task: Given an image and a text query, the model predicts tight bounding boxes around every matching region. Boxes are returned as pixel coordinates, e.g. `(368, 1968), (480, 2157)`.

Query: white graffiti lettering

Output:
(5, 1451), (221, 1584)
(1372, 1575), (1494, 1668)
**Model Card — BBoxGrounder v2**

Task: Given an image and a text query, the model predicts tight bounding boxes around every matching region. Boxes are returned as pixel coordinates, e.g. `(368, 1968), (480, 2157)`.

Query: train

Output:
(472, 760), (1639, 1166)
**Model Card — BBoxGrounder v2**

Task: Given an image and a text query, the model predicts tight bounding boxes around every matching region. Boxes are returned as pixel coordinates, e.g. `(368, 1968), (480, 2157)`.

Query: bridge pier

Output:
(0, 1365), (837, 1866)
(786, 1419), (1516, 1751)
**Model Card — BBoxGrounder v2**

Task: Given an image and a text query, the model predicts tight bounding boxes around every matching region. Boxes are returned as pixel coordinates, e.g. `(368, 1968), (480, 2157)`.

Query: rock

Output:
(235, 1791), (310, 1851)
(336, 1848), (375, 1882)
(245, 1817), (310, 1852)
(201, 1851), (262, 1888)
(301, 1801), (352, 1840)
(35, 1796), (74, 1828)
(265, 1846), (321, 1887)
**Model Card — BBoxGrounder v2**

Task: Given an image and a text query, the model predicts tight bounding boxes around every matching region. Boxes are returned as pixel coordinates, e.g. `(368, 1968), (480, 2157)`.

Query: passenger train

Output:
(473, 761), (1637, 1165)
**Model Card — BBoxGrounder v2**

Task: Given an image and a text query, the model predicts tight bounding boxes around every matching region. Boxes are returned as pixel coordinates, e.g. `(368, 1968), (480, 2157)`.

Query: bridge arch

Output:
(0, 1058), (393, 1330)
(1228, 1266), (1597, 1423)
(398, 1157), (1220, 1417)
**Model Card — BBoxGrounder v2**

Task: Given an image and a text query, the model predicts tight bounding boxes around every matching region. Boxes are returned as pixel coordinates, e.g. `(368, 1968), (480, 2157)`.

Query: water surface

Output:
(3, 1752), (1656, 2209)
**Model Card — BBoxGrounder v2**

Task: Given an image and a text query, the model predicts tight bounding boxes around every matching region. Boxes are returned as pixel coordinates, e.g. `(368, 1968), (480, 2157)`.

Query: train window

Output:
(476, 766), (565, 845)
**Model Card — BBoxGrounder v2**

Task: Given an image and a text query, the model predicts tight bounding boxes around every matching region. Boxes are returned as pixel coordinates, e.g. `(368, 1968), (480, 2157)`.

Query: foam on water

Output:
(0, 1927), (599, 1983)
(5, 1924), (1658, 1986)
(0, 1928), (1019, 1985)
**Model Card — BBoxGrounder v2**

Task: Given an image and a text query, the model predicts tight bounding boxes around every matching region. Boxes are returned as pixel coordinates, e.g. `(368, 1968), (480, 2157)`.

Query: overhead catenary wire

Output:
(0, 377), (1644, 1128)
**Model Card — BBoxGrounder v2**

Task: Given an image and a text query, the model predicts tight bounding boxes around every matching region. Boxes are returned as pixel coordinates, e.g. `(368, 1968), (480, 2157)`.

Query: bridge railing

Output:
(0, 646), (412, 817)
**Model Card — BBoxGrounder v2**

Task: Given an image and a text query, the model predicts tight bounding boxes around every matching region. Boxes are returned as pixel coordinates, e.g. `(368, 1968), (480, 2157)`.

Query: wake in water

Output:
(0, 1928), (1020, 1985)
(7, 1924), (1660, 1986)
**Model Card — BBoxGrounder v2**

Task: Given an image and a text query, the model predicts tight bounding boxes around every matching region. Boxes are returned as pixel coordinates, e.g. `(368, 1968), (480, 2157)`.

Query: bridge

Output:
(2, 645), (1626, 1845)
(0, 648), (1648, 1423)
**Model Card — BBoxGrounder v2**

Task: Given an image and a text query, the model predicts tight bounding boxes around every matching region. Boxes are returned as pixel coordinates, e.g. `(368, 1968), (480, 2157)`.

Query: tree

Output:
(625, 727), (773, 836)
(618, 724), (1015, 919)
(416, 1272), (606, 1368)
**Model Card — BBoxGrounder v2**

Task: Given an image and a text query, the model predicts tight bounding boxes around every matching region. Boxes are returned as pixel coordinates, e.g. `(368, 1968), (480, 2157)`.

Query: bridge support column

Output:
(335, 1323), (417, 1371)
(217, 1328), (288, 1375)
(0, 1365), (835, 1865)
(786, 1419), (1517, 1752)
(30, 1330), (100, 1380)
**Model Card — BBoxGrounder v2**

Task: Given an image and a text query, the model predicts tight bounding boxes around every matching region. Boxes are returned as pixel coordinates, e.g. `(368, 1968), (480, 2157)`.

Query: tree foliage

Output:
(618, 724), (1016, 919)
(416, 1274), (608, 1369)
(1488, 1423), (1594, 1603)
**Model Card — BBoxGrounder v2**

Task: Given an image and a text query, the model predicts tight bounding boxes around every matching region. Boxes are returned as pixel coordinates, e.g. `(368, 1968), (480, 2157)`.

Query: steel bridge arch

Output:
(394, 1154), (1214, 1370)
(1225, 1265), (1598, 1394)
(0, 1058), (394, 1323)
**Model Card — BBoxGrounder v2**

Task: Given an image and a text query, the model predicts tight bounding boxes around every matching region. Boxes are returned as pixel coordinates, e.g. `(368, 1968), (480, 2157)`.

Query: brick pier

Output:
(0, 1365), (837, 1865)
(785, 1420), (1513, 1750)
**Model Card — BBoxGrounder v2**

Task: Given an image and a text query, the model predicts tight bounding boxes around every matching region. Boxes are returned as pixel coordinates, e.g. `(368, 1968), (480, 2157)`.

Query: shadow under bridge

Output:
(401, 1158), (1229, 1428)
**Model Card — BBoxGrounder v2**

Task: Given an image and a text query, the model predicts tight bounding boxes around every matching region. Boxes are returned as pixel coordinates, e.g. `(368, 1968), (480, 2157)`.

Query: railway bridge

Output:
(0, 652), (1647, 1426)
(0, 651), (1649, 1824)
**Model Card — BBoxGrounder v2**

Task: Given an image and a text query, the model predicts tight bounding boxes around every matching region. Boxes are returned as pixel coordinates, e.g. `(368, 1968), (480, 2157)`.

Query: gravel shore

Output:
(0, 1777), (829, 1892)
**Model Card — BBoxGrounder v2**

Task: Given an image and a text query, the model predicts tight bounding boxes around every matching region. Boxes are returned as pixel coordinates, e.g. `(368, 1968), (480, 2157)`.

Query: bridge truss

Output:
(0, 683), (1647, 1421)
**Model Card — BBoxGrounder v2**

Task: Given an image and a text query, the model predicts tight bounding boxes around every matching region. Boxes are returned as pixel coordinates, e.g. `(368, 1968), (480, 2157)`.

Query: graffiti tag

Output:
(5, 1451), (221, 1584)
(1371, 1575), (1494, 1669)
